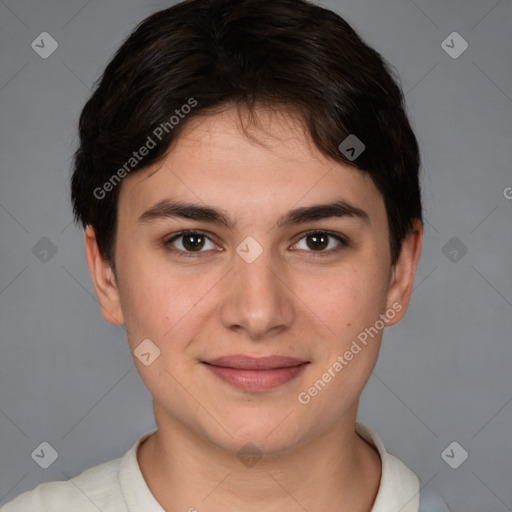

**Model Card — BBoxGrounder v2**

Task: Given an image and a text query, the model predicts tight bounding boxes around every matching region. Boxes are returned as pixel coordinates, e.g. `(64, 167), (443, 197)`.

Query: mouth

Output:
(201, 355), (310, 392)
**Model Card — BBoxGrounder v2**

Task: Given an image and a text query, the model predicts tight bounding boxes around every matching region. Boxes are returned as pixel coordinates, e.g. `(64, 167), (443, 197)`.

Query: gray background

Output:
(1, 0), (511, 509)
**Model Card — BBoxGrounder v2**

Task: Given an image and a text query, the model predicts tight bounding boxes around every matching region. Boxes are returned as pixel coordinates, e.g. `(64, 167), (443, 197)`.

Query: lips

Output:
(204, 355), (308, 370)
(201, 355), (309, 392)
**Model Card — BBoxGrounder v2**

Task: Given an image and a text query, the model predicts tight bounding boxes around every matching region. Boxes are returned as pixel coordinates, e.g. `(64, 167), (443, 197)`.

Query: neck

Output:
(137, 404), (381, 512)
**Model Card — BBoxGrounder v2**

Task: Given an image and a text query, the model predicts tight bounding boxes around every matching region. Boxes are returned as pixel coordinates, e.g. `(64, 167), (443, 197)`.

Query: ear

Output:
(84, 225), (125, 325)
(384, 219), (423, 326)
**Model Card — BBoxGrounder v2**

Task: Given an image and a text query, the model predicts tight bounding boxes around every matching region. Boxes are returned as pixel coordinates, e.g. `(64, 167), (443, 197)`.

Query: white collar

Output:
(355, 422), (420, 511)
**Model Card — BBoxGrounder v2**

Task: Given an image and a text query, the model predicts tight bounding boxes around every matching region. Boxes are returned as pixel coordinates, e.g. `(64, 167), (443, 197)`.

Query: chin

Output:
(204, 412), (308, 457)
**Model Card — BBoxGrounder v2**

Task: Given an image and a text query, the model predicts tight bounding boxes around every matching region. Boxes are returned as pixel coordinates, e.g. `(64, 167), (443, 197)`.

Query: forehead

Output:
(117, 107), (384, 227)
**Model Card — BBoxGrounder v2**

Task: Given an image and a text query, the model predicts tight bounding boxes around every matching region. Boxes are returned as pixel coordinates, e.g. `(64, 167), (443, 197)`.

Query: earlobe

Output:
(384, 219), (423, 326)
(84, 225), (125, 325)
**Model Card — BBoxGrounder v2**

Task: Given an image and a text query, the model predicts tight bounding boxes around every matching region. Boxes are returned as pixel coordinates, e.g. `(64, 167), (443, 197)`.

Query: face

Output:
(85, 107), (421, 455)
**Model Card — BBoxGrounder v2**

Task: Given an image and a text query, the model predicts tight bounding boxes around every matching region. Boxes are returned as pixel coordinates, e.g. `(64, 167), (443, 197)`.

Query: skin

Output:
(84, 106), (422, 512)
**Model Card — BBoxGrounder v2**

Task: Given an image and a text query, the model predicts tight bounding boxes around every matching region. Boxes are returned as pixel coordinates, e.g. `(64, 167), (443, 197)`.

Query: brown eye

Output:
(164, 231), (218, 257)
(181, 233), (205, 251)
(293, 230), (347, 254)
(306, 232), (329, 251)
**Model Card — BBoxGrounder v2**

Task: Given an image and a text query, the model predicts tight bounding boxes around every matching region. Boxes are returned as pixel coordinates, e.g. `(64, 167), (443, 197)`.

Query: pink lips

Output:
(201, 355), (309, 392)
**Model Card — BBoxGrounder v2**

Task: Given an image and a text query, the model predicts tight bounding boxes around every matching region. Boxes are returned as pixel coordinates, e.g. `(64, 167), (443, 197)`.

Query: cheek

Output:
(115, 250), (173, 343)
(313, 265), (385, 331)
(304, 270), (385, 390)
(116, 251), (213, 348)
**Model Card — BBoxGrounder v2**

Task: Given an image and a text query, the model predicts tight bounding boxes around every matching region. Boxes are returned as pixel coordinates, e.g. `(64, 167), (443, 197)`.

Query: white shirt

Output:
(2, 422), (447, 512)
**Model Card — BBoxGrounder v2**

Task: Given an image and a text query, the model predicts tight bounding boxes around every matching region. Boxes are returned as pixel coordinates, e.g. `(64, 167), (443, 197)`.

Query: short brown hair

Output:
(71, 0), (422, 268)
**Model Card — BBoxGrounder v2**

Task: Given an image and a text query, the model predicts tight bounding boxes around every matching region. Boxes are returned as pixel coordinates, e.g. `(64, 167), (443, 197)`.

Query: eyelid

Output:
(163, 229), (348, 257)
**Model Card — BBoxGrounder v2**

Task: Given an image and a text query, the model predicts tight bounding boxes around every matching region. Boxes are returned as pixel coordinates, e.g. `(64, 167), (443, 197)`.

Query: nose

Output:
(218, 240), (295, 340)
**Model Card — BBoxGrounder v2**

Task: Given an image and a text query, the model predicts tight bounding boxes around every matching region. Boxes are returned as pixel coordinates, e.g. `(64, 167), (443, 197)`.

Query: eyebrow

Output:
(137, 198), (370, 229)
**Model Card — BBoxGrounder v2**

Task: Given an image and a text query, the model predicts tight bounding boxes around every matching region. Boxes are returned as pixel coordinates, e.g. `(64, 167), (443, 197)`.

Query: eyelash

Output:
(163, 230), (348, 258)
